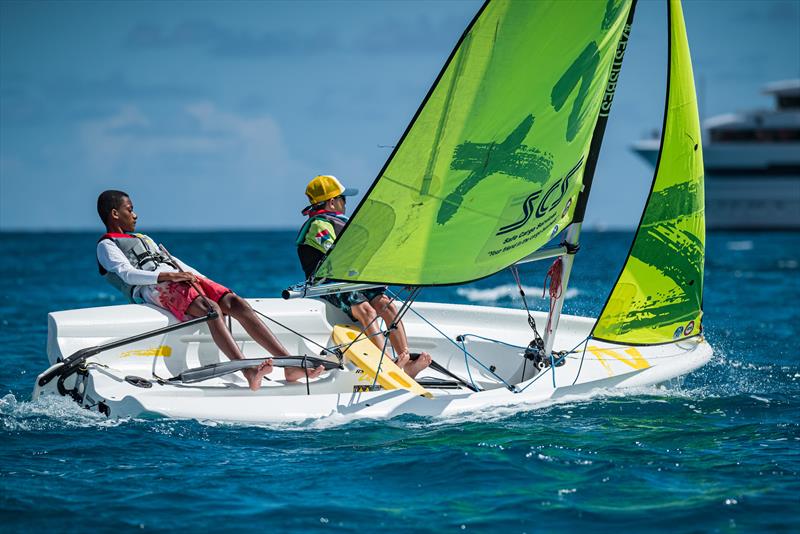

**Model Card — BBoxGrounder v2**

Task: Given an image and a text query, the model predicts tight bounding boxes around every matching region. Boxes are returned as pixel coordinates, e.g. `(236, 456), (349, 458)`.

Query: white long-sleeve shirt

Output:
(96, 236), (203, 302)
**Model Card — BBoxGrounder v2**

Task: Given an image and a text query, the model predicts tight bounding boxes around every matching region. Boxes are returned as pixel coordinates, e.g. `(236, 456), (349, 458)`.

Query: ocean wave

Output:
(456, 284), (580, 304)
(726, 240), (754, 251)
(0, 393), (128, 432)
(427, 383), (703, 427)
(183, 384), (701, 431)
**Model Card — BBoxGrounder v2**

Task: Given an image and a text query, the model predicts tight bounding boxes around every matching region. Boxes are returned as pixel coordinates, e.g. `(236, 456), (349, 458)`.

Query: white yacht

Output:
(633, 80), (800, 230)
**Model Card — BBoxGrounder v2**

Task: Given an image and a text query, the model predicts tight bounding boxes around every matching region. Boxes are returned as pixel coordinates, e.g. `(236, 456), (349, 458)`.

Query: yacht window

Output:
(711, 128), (800, 142)
(777, 95), (800, 109)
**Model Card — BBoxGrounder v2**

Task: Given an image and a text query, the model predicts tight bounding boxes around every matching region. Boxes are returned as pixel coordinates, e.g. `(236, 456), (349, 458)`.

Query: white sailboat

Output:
(33, 0), (712, 423)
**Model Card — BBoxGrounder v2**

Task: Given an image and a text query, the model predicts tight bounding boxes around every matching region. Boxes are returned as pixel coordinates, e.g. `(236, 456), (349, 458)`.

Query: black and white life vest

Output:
(97, 232), (171, 302)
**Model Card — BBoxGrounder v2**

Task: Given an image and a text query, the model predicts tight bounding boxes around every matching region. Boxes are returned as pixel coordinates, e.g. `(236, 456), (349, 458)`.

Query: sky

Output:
(1, 0), (798, 231)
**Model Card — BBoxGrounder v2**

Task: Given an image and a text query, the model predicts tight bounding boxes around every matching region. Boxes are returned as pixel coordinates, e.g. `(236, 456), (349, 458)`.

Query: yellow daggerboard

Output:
(332, 324), (432, 399)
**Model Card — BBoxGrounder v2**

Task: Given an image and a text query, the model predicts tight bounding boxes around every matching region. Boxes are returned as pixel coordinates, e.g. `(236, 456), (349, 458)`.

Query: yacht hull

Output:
(633, 139), (799, 230)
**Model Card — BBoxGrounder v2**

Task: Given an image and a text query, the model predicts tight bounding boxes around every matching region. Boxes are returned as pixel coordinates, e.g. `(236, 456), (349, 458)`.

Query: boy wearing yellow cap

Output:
(297, 176), (431, 378)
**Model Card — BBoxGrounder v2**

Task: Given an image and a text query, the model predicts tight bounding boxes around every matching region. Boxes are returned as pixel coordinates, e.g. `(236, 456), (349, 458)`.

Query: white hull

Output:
(34, 299), (713, 424)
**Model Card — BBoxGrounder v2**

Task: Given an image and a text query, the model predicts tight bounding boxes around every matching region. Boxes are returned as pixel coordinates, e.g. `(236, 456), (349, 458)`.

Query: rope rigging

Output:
(543, 257), (564, 335)
(273, 244), (579, 392)
(510, 265), (546, 378)
(369, 286), (422, 391)
(254, 285), (419, 372)
(515, 336), (589, 393)
(390, 290), (515, 392)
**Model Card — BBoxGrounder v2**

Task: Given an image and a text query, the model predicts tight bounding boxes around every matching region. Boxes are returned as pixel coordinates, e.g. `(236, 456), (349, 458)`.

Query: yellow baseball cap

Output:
(305, 175), (359, 204)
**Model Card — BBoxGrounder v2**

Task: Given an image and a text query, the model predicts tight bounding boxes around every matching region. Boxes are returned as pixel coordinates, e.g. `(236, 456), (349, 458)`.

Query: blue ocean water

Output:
(1, 230), (798, 532)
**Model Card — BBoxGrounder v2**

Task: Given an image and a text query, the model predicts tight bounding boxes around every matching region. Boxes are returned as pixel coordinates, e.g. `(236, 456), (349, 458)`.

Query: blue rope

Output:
(456, 333), (527, 350)
(387, 290), (515, 391)
(457, 333), (532, 390)
(516, 336), (590, 393)
(370, 330), (391, 391)
(571, 339), (590, 386)
(459, 338), (479, 391)
(383, 292), (593, 395)
(377, 315), (397, 360)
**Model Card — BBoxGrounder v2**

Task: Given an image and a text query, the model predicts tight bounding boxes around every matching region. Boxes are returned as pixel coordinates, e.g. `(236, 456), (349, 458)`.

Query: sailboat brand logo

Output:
(599, 23), (632, 118)
(439, 115), (553, 225)
(496, 157), (583, 236)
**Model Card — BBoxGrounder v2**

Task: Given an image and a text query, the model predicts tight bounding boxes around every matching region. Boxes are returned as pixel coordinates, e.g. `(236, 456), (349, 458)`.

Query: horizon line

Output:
(0, 224), (639, 234)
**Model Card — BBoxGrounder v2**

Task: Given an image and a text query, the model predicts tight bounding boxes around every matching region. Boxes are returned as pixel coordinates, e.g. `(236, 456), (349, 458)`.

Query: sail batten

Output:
(316, 0), (634, 286)
(591, 0), (705, 345)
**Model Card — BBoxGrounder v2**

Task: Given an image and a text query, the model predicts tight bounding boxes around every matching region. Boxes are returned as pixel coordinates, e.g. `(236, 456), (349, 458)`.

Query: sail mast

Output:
(571, 2), (637, 224)
(540, 223), (582, 363)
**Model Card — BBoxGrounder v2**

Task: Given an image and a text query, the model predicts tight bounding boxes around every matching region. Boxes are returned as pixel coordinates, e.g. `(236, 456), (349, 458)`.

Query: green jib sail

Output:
(592, 0), (704, 345)
(316, 0), (634, 285)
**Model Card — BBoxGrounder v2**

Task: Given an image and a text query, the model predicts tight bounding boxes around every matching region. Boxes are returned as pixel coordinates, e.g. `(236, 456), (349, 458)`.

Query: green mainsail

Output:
(316, 0), (634, 285)
(592, 0), (705, 345)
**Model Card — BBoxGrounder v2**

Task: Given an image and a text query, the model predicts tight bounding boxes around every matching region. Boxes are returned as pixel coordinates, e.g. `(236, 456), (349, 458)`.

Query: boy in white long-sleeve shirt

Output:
(96, 190), (323, 389)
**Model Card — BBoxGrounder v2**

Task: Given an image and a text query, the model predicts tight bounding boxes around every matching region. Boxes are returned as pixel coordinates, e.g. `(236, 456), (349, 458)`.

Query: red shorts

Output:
(154, 277), (231, 321)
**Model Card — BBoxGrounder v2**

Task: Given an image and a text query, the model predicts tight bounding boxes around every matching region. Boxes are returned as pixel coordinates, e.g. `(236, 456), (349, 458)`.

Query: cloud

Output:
(0, 74), (205, 127)
(2, 100), (315, 229)
(0, 80), (46, 124)
(79, 105), (212, 174)
(183, 101), (293, 179)
(733, 1), (799, 23)
(352, 14), (467, 55)
(79, 102), (294, 172)
(73, 102), (313, 228)
(123, 13), (468, 59)
(54, 73), (203, 101)
(124, 19), (338, 57)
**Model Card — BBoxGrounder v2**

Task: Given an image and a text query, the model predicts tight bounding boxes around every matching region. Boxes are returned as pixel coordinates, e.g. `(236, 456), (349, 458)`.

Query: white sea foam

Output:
(1, 380), (721, 433)
(726, 240), (754, 251)
(0, 393), (129, 431)
(456, 284), (580, 304)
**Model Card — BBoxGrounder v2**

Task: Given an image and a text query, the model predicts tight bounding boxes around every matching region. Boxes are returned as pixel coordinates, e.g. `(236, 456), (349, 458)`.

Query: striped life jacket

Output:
(98, 232), (170, 302)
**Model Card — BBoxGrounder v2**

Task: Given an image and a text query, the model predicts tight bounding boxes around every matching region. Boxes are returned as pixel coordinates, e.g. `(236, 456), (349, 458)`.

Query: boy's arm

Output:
(171, 256), (204, 278)
(97, 241), (191, 285)
(141, 236), (204, 277)
(97, 240), (159, 285)
(304, 219), (337, 253)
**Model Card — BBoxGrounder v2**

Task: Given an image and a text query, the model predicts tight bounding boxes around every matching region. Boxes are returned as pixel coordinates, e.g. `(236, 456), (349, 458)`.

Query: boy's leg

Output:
(217, 293), (324, 381)
(349, 301), (385, 350)
(370, 294), (431, 378)
(369, 295), (408, 355)
(184, 297), (272, 391)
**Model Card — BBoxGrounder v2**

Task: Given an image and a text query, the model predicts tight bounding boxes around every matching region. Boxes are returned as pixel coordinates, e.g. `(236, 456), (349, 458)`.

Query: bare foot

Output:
(284, 365), (325, 382)
(395, 351), (411, 370)
(243, 360), (273, 391)
(403, 352), (431, 378)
